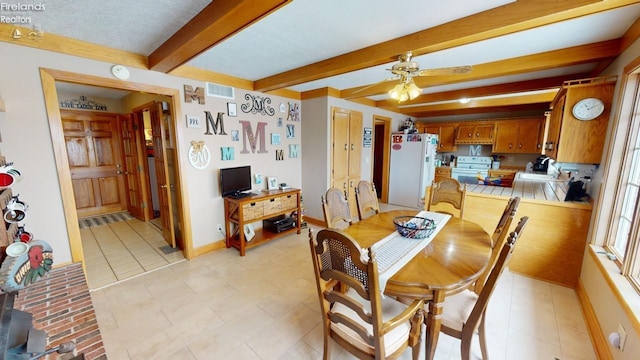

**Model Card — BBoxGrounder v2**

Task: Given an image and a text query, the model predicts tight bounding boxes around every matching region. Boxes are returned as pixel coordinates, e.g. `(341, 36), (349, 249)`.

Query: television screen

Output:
(220, 165), (252, 197)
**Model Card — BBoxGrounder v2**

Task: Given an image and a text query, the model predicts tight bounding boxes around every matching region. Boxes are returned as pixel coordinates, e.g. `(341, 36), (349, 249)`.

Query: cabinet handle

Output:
(509, 143), (513, 149)
(519, 143), (522, 148)
(351, 144), (354, 151)
(476, 132), (480, 137)
(344, 144), (348, 151)
(467, 132), (472, 138)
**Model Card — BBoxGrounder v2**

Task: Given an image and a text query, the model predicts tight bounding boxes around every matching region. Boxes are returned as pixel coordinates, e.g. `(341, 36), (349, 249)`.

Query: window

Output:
(605, 66), (640, 292)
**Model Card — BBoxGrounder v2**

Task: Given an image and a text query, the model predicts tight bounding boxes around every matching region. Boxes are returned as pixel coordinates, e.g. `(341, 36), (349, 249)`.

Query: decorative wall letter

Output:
(188, 141), (210, 169)
(271, 133), (281, 145)
(286, 124), (294, 138)
(241, 94), (275, 116)
(221, 147), (235, 160)
(289, 144), (300, 158)
(287, 102), (300, 122)
(184, 85), (205, 104)
(239, 121), (268, 154)
(204, 111), (228, 135)
(276, 149), (284, 160)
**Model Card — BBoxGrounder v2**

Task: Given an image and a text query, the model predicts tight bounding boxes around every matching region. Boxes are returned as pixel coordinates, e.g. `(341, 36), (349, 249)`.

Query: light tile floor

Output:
(81, 218), (185, 290)
(89, 213), (597, 360)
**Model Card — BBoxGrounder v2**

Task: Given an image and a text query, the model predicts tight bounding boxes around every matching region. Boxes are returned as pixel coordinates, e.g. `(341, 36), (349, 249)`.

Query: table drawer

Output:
(281, 193), (298, 211)
(242, 201), (264, 221)
(263, 197), (282, 216)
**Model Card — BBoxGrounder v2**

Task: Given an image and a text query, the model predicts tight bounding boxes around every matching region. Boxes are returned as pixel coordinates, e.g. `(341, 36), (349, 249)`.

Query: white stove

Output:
(451, 156), (492, 185)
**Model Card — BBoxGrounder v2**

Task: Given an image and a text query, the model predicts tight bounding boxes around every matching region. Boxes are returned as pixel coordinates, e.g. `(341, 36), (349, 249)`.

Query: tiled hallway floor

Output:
(89, 222), (597, 360)
(81, 218), (185, 289)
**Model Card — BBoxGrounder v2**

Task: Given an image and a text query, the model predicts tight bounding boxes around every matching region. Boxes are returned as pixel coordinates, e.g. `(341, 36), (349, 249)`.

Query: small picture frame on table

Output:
(244, 224), (255, 241)
(267, 177), (279, 190)
(227, 102), (237, 117)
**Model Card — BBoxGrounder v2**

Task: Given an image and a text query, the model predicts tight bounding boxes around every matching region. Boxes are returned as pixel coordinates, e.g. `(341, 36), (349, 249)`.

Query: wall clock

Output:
(572, 97), (605, 121)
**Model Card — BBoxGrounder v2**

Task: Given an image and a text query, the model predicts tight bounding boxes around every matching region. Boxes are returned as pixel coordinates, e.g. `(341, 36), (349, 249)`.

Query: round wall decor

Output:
(188, 141), (210, 169)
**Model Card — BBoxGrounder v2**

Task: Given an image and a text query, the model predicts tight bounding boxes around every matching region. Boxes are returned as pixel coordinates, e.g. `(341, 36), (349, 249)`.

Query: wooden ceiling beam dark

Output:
(252, 0), (636, 92)
(407, 103), (551, 118)
(149, 0), (291, 73)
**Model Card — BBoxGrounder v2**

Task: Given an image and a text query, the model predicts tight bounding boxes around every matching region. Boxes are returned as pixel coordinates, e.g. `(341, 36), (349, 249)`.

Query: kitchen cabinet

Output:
(434, 166), (452, 183)
(487, 169), (517, 187)
(455, 122), (494, 144)
(421, 123), (458, 152)
(331, 107), (362, 220)
(493, 118), (543, 153)
(545, 76), (616, 163)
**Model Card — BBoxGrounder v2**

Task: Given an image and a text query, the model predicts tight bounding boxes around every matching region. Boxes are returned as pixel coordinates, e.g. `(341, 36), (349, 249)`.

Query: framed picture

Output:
(244, 224), (255, 241)
(267, 177), (278, 190)
(227, 102), (237, 117)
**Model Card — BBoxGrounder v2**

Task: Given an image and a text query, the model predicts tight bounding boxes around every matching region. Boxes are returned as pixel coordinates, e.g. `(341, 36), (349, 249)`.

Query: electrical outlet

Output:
(217, 224), (223, 232)
(618, 324), (627, 351)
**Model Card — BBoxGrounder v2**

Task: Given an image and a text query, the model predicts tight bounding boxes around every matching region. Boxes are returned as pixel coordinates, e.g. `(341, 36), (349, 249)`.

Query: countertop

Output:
(465, 171), (589, 204)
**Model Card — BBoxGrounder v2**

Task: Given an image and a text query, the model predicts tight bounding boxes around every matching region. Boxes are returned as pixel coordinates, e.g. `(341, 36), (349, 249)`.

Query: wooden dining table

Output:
(343, 209), (492, 360)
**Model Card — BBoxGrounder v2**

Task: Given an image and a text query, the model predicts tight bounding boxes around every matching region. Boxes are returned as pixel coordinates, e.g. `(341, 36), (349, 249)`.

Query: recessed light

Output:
(459, 97), (470, 104)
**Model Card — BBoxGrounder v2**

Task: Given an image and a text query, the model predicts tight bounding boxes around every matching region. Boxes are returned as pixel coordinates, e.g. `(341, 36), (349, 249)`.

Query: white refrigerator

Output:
(388, 133), (438, 208)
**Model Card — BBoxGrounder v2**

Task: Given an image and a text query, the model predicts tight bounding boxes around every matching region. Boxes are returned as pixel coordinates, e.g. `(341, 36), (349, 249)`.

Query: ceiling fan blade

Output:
(351, 77), (398, 95)
(417, 65), (472, 76)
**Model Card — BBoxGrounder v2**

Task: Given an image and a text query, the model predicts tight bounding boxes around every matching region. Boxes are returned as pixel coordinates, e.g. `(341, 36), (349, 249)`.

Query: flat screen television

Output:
(220, 165), (253, 198)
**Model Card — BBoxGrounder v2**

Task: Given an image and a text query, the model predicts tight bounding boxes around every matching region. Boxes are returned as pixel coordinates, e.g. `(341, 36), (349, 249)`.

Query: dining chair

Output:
(309, 228), (425, 360)
(426, 177), (467, 218)
(355, 180), (380, 221)
(321, 187), (353, 229)
(440, 216), (529, 360)
(473, 196), (521, 294)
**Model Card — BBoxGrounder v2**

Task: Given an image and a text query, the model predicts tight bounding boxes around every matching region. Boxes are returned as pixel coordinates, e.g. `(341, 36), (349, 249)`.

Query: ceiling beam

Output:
(397, 92), (556, 118)
(409, 103), (551, 118)
(149, 0), (291, 73)
(342, 39), (621, 99)
(375, 74), (588, 108)
(253, 0), (636, 92)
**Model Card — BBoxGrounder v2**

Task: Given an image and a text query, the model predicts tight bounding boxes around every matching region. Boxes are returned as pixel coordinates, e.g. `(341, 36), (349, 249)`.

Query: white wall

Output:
(580, 37), (640, 358)
(301, 96), (413, 221)
(0, 42), (301, 262)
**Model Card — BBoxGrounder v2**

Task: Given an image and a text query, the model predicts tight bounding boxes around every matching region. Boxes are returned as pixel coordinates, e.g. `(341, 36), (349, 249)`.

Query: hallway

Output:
(80, 216), (185, 290)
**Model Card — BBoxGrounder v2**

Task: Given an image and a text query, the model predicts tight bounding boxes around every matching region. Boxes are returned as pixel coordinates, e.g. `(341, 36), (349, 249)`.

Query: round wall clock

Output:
(572, 97), (605, 121)
(111, 64), (130, 80)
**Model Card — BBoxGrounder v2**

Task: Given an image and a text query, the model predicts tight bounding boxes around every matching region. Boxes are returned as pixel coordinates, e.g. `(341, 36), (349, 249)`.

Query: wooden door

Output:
(545, 94), (565, 159)
(150, 103), (176, 248)
(331, 108), (349, 192)
(518, 119), (542, 153)
(62, 110), (126, 218)
(119, 113), (146, 220)
(347, 110), (363, 219)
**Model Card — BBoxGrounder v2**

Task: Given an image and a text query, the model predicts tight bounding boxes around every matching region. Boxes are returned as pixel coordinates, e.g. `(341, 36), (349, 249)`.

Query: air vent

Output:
(206, 82), (235, 99)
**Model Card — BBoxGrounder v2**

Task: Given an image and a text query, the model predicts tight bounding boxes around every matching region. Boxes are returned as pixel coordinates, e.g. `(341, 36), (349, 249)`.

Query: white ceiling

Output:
(11, 0), (640, 117)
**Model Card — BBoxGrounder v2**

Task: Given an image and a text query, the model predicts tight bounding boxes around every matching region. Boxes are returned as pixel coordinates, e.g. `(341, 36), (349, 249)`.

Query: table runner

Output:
(370, 211), (451, 293)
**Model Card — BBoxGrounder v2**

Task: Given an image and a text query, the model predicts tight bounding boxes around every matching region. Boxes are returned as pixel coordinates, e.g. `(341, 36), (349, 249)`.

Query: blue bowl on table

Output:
(393, 216), (436, 239)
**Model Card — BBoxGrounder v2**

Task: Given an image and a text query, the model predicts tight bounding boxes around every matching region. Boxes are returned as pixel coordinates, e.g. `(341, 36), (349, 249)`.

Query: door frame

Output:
(39, 68), (194, 265)
(373, 115), (392, 203)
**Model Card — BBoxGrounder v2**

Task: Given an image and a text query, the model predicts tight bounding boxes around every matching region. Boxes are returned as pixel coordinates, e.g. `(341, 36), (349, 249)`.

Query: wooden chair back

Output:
(427, 178), (467, 218)
(321, 187), (353, 230)
(309, 228), (424, 359)
(474, 196), (520, 293)
(441, 216), (529, 360)
(354, 180), (380, 221)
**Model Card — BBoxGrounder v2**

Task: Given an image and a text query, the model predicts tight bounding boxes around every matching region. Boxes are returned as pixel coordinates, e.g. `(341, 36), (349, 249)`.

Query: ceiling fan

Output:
(356, 51), (472, 102)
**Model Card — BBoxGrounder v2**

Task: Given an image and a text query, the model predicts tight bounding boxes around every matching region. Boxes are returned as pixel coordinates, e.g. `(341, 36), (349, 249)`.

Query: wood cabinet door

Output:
(518, 119), (542, 153)
(424, 125), (439, 135)
(439, 124), (458, 152)
(456, 124), (475, 142)
(474, 123), (495, 142)
(119, 113), (146, 220)
(493, 121), (519, 153)
(62, 110), (126, 218)
(347, 110), (363, 221)
(545, 95), (565, 159)
(331, 108), (349, 190)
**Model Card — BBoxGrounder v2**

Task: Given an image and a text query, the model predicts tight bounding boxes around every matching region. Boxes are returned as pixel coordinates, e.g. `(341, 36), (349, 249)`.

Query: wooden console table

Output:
(224, 188), (302, 256)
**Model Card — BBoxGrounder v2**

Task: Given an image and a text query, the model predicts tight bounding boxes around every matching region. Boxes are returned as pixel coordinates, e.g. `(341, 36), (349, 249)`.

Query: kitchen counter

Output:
(465, 171), (589, 204)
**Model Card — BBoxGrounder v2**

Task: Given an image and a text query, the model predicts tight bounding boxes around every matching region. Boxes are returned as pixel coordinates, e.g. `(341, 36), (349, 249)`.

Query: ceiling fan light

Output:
(388, 83), (404, 100)
(407, 82), (422, 100)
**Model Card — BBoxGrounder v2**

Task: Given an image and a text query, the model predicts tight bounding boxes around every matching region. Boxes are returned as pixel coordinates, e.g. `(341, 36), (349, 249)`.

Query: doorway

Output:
(40, 68), (193, 272)
(372, 115), (391, 203)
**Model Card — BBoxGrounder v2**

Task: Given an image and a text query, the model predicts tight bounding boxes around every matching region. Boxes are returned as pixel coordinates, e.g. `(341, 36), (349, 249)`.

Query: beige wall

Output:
(0, 41), (302, 262)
